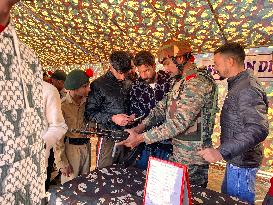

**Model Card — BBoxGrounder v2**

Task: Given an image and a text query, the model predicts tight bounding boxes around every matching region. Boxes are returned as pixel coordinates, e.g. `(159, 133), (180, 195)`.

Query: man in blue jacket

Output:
(198, 42), (269, 204)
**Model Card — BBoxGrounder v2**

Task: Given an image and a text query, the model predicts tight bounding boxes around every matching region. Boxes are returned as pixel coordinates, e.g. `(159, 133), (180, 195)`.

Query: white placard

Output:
(143, 157), (191, 205)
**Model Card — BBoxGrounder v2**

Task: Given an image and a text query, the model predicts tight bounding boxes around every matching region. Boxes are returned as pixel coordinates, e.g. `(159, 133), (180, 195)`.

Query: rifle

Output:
(69, 127), (144, 167)
(69, 128), (129, 142)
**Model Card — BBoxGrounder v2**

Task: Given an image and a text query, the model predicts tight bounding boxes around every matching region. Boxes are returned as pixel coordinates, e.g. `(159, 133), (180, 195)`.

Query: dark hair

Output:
(128, 52), (134, 60)
(109, 51), (132, 73)
(214, 42), (245, 64)
(134, 51), (155, 67)
(51, 70), (67, 81)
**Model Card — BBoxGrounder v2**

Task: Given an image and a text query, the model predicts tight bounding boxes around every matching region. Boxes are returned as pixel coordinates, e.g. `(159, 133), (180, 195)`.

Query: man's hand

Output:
(198, 148), (223, 163)
(43, 135), (58, 150)
(117, 129), (144, 148)
(112, 114), (135, 126)
(129, 123), (145, 134)
(60, 164), (73, 177)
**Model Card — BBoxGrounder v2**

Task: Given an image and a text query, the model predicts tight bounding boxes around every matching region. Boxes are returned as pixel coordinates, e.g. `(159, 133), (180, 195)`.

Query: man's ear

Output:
(227, 56), (236, 67)
(176, 55), (184, 64)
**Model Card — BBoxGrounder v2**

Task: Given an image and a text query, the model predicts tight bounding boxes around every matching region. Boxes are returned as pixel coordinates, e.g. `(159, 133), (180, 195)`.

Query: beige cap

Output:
(157, 39), (192, 63)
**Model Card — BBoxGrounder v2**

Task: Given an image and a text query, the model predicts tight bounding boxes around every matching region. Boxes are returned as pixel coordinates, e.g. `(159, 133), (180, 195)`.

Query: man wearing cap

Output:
(51, 69), (67, 99)
(54, 69), (92, 184)
(84, 51), (134, 168)
(119, 40), (218, 188)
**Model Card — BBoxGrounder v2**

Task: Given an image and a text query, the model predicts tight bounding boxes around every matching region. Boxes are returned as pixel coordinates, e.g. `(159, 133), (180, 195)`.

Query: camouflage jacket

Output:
(0, 23), (45, 204)
(142, 65), (218, 165)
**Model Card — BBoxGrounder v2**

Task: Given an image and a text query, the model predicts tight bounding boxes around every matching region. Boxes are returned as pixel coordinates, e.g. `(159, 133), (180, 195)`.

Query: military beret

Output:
(64, 69), (90, 90)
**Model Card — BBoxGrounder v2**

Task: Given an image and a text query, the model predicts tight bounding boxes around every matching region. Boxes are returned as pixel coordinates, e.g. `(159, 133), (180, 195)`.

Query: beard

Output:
(143, 73), (156, 84)
(144, 78), (154, 84)
(215, 70), (227, 80)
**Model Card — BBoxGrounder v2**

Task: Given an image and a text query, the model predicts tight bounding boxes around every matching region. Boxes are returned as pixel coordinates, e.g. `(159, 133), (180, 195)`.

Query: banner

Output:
(199, 53), (273, 81)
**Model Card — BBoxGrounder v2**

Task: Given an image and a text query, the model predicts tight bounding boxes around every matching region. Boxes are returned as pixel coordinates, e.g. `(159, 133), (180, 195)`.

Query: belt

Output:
(64, 137), (90, 145)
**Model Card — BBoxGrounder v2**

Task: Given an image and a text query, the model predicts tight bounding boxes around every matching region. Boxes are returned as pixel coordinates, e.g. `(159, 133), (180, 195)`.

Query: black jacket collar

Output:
(227, 69), (251, 88)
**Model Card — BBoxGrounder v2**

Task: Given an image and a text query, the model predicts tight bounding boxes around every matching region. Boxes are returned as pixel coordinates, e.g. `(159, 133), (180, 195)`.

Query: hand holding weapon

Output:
(69, 127), (129, 142)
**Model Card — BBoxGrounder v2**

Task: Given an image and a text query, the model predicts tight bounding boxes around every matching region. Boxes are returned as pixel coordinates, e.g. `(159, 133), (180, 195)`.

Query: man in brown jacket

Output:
(55, 69), (93, 184)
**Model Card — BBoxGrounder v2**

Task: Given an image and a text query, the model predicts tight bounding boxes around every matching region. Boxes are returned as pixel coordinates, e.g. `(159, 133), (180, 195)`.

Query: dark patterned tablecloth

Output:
(48, 165), (248, 205)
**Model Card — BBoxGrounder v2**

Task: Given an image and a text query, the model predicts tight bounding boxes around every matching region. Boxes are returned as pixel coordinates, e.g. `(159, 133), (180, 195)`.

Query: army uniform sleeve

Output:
(54, 102), (70, 170)
(143, 76), (213, 144)
(141, 95), (168, 129)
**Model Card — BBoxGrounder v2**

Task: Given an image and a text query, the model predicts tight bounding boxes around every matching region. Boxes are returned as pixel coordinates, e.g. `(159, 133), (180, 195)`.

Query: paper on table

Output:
(144, 159), (184, 205)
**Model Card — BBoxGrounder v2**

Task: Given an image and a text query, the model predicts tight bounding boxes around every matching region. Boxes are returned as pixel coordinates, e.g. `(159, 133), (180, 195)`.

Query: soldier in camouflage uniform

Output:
(119, 39), (218, 187)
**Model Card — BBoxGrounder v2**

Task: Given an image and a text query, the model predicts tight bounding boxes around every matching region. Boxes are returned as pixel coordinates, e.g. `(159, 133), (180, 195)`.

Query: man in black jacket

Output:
(84, 51), (134, 168)
(198, 43), (269, 204)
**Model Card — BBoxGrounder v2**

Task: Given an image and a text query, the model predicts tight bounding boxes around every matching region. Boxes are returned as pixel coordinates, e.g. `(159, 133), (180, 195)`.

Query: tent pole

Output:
(206, 0), (228, 43)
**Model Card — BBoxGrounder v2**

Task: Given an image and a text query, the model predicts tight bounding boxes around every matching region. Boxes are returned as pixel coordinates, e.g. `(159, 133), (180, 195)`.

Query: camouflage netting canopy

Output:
(11, 0), (273, 174)
(12, 0), (273, 67)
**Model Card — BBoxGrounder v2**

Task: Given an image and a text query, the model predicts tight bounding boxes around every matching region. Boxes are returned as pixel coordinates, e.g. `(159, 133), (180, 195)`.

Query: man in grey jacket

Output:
(198, 42), (269, 204)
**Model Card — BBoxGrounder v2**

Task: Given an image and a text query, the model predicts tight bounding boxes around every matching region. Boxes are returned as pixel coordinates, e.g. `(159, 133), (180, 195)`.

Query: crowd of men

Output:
(0, 0), (271, 205)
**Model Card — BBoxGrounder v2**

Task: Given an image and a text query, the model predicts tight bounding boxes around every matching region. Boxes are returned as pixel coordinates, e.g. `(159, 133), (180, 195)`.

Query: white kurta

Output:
(42, 81), (67, 166)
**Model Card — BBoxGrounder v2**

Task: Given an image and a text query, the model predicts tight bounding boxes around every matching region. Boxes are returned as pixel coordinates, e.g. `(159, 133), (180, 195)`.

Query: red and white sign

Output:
(143, 157), (192, 205)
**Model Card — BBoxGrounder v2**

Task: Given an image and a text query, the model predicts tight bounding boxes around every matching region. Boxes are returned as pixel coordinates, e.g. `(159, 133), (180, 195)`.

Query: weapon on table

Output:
(69, 126), (145, 167)
(69, 128), (129, 142)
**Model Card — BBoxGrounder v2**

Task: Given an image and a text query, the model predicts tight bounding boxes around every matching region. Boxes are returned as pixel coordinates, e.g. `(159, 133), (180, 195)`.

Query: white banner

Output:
(198, 53), (273, 81)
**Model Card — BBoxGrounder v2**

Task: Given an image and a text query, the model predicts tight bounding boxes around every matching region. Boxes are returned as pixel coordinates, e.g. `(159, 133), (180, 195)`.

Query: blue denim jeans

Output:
(135, 144), (172, 170)
(221, 163), (258, 204)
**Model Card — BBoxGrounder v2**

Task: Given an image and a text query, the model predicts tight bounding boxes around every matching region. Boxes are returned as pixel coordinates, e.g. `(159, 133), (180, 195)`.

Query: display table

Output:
(48, 165), (248, 205)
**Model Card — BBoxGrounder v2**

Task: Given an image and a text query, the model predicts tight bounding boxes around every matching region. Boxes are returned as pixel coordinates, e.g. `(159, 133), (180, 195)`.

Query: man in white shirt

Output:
(42, 81), (67, 190)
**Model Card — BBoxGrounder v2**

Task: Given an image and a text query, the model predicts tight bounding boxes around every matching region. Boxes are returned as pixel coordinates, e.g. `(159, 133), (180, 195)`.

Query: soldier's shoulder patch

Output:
(185, 73), (197, 81)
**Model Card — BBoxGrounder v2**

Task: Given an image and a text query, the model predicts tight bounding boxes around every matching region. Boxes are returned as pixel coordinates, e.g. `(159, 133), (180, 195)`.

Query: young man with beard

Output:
(198, 43), (269, 204)
(128, 51), (173, 169)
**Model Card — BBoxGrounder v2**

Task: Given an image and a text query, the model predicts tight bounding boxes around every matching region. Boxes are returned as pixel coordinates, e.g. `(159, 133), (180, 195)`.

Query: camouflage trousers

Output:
(188, 164), (209, 188)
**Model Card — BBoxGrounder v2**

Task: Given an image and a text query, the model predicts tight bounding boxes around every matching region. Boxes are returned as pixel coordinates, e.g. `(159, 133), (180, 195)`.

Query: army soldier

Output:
(55, 69), (92, 184)
(119, 39), (218, 188)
